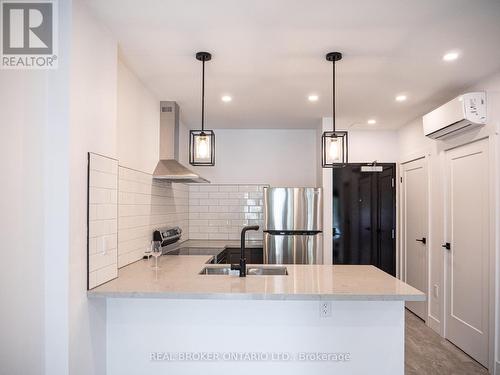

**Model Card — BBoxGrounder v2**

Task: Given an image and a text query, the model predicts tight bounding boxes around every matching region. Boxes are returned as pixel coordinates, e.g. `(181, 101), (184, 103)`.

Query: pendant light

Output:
(189, 51), (215, 166)
(321, 52), (348, 168)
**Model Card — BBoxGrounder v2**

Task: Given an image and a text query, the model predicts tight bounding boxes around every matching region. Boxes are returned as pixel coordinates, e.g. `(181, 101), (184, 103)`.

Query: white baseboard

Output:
(427, 314), (441, 335)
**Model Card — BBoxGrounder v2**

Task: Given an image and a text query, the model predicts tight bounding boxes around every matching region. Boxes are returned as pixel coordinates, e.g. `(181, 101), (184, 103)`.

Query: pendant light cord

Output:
(332, 60), (336, 132)
(201, 58), (205, 132)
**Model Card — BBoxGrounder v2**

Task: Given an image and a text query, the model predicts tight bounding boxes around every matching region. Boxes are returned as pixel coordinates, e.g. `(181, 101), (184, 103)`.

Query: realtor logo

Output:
(1, 0), (58, 69)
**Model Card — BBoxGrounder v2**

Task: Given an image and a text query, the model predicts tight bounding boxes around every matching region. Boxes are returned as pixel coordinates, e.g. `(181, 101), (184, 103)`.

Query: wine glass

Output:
(151, 240), (162, 270)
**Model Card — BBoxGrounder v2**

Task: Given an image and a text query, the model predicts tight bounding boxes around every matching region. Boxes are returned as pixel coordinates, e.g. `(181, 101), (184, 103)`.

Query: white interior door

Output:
(445, 138), (489, 367)
(402, 158), (428, 321)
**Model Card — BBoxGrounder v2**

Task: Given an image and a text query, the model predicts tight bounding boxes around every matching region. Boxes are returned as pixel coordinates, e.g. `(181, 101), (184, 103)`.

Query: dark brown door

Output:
(332, 164), (396, 276)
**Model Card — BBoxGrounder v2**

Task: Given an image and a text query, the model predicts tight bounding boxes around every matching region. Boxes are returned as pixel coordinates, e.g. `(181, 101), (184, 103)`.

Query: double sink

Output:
(198, 225), (290, 276)
(199, 265), (288, 276)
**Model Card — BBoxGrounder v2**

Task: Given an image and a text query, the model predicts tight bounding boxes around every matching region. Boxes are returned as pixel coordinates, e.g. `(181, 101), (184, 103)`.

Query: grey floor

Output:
(405, 309), (489, 375)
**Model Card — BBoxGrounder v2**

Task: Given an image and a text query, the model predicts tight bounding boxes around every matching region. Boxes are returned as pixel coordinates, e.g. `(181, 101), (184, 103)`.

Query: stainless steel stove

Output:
(150, 226), (227, 263)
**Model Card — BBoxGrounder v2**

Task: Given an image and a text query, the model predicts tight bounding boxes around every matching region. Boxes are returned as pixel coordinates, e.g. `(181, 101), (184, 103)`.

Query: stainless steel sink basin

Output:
(199, 266), (233, 275)
(246, 266), (288, 275)
(199, 265), (288, 276)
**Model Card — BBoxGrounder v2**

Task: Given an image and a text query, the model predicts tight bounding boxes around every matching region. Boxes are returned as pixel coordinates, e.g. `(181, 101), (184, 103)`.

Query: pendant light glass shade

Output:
(321, 52), (348, 168)
(190, 51), (215, 166)
(321, 130), (348, 166)
(189, 129), (215, 165)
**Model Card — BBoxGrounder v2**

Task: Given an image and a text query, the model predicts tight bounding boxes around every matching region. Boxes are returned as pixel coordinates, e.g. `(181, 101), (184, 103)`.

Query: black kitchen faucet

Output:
(231, 225), (259, 277)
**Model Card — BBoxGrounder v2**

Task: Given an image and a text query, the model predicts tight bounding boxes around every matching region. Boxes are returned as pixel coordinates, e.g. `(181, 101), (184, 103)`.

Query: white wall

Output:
(68, 0), (118, 373)
(180, 129), (318, 187)
(397, 71), (500, 370)
(398, 119), (434, 162)
(321, 118), (400, 163)
(349, 129), (400, 162)
(0, 1), (72, 374)
(117, 58), (159, 173)
(0, 70), (48, 375)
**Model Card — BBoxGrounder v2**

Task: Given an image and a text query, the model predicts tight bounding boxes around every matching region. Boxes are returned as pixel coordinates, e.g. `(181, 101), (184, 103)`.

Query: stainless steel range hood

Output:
(153, 101), (209, 183)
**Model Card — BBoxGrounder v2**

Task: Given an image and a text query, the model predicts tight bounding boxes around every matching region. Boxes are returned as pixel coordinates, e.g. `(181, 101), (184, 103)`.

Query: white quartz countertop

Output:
(88, 249), (425, 302)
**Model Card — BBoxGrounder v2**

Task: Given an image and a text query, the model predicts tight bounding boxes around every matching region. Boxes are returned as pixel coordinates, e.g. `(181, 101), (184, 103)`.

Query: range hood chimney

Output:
(153, 101), (209, 183)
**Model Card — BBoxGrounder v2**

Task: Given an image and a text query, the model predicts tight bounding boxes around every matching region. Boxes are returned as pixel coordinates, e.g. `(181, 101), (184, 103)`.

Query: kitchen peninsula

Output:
(89, 246), (424, 375)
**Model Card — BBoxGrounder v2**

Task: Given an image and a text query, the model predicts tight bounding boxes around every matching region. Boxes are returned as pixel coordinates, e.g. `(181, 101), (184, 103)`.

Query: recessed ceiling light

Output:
(443, 51), (459, 62)
(221, 95), (232, 102)
(367, 119), (377, 125)
(395, 94), (407, 102)
(308, 94), (319, 102)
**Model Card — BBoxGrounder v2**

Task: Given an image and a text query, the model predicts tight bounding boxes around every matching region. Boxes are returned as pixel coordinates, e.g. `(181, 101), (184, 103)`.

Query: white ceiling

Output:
(86, 0), (500, 130)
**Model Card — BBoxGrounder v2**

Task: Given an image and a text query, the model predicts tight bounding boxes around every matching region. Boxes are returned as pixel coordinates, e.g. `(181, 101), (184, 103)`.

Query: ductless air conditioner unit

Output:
(423, 92), (486, 140)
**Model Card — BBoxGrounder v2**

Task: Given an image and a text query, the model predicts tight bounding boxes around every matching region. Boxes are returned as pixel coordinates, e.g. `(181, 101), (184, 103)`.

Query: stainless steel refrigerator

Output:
(263, 187), (323, 264)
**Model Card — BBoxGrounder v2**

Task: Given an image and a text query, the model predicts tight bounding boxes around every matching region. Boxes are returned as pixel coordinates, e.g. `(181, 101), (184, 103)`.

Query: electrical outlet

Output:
(319, 301), (332, 318)
(433, 284), (439, 298)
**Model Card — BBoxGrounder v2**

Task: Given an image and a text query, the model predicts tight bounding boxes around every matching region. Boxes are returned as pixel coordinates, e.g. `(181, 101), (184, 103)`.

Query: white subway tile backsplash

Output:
(94, 264), (118, 287)
(221, 212), (240, 220)
(209, 219), (231, 226)
(198, 212), (213, 220)
(199, 199), (219, 206)
(88, 154), (119, 289)
(190, 205), (209, 213)
(244, 212), (260, 220)
(218, 199), (240, 206)
(238, 185), (260, 192)
(249, 192), (263, 199)
(95, 204), (118, 220)
(230, 219), (248, 226)
(243, 199), (259, 206)
(198, 226), (219, 233)
(228, 192), (248, 199)
(89, 156), (195, 288)
(198, 185), (220, 192)
(89, 170), (118, 189)
(208, 192), (229, 199)
(209, 205), (229, 213)
(117, 167), (190, 268)
(190, 192), (209, 199)
(89, 248), (118, 272)
(189, 212), (200, 220)
(188, 184), (268, 241)
(209, 233), (229, 240)
(88, 234), (117, 255)
(190, 219), (209, 227)
(228, 205), (248, 213)
(89, 187), (115, 204)
(90, 153), (118, 175)
(218, 185), (239, 192)
(89, 218), (117, 238)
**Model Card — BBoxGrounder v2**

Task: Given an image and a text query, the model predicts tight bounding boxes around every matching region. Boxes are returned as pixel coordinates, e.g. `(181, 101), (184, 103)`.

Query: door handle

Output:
(442, 242), (451, 250)
(416, 237), (426, 245)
